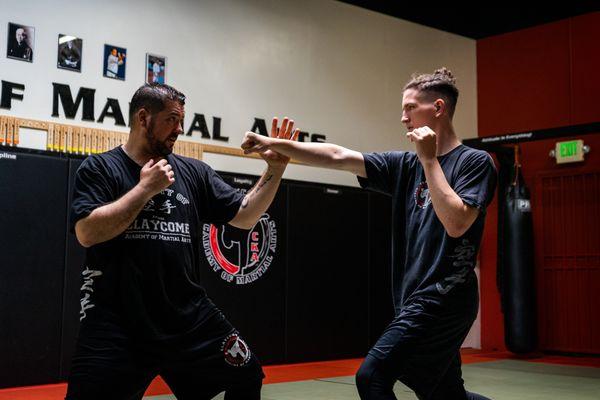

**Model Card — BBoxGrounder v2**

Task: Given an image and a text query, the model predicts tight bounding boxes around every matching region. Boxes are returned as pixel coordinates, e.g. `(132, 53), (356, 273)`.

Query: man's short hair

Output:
(129, 83), (186, 122)
(404, 67), (459, 118)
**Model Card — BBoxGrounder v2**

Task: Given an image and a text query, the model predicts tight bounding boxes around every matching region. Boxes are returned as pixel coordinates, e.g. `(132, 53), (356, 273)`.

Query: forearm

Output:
(268, 139), (349, 169)
(75, 184), (152, 247)
(421, 159), (471, 238)
(230, 166), (285, 229)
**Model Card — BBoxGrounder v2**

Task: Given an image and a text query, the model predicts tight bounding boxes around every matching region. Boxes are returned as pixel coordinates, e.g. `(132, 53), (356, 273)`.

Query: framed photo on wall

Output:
(103, 44), (127, 80)
(57, 34), (83, 72)
(146, 53), (166, 84)
(7, 22), (34, 62)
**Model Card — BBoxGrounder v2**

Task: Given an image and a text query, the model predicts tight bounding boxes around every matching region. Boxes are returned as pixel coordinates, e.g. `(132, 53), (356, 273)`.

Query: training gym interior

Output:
(0, 1), (598, 399)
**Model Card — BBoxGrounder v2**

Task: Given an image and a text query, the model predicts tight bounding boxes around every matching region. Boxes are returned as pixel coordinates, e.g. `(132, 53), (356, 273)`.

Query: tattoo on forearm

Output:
(240, 174), (274, 210)
(256, 174), (273, 193)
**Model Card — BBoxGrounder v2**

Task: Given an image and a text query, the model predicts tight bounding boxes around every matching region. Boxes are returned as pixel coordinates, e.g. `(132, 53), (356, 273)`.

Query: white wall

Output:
(0, 0), (477, 187)
(0, 0), (481, 350)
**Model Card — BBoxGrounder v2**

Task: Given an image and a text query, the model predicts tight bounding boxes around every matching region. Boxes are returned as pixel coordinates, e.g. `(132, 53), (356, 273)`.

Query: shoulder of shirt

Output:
(456, 145), (495, 169)
(370, 150), (416, 159)
(79, 147), (122, 170)
(458, 145), (493, 161)
(386, 150), (418, 164)
(365, 150), (418, 170)
(169, 153), (212, 173)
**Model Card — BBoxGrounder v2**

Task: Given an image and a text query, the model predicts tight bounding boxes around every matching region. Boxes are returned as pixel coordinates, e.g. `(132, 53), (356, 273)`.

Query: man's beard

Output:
(146, 120), (173, 157)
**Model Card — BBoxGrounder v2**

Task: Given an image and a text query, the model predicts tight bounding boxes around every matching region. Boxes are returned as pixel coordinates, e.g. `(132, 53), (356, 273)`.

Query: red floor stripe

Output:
(1, 350), (597, 400)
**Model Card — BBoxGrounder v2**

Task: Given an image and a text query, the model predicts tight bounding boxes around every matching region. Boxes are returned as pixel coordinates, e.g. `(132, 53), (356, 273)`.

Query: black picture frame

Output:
(7, 22), (34, 62)
(103, 44), (127, 80)
(57, 34), (83, 72)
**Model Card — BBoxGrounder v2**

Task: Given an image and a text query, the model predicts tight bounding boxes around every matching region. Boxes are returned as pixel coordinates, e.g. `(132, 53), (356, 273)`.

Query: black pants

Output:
(65, 313), (264, 400)
(356, 286), (483, 400)
(356, 352), (471, 400)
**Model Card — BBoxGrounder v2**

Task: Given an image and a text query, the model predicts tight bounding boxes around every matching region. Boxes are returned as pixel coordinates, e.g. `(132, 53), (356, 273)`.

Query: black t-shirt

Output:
(70, 146), (244, 342)
(358, 144), (497, 313)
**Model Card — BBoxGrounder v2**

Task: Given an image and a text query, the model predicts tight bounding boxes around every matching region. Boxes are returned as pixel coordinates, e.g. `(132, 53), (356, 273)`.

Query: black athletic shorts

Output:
(65, 311), (264, 400)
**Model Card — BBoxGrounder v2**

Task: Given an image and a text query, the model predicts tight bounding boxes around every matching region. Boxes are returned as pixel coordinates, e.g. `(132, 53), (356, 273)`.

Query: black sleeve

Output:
(356, 151), (402, 196)
(69, 156), (116, 232)
(453, 152), (497, 212)
(199, 164), (245, 225)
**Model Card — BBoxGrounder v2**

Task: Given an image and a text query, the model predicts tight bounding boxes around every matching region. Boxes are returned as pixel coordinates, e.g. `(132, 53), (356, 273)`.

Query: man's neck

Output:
(434, 123), (461, 156)
(122, 135), (161, 166)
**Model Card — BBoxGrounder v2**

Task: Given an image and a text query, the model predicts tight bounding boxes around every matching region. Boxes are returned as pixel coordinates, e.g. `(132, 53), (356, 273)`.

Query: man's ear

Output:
(137, 108), (149, 128)
(434, 99), (445, 116)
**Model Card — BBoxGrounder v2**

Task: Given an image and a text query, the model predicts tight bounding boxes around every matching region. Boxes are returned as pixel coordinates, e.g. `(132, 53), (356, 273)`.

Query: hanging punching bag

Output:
(501, 146), (537, 353)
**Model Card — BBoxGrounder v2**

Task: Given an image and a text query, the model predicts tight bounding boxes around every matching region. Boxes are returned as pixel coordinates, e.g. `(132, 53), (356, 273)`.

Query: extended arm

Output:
(241, 132), (367, 177)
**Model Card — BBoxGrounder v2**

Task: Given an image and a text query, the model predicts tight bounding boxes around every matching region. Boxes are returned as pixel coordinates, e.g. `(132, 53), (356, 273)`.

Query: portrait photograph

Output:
(103, 44), (127, 80)
(146, 53), (166, 84)
(57, 34), (83, 72)
(7, 22), (34, 62)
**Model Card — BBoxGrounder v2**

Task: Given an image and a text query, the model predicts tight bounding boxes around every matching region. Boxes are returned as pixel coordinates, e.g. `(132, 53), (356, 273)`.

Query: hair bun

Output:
(433, 67), (456, 84)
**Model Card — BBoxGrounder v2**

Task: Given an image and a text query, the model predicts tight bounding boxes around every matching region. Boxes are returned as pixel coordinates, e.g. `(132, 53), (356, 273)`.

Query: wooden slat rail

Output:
(0, 115), (277, 162)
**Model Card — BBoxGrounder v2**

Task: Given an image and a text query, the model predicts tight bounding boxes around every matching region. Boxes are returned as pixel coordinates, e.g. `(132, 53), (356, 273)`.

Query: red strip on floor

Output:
(1, 350), (597, 400)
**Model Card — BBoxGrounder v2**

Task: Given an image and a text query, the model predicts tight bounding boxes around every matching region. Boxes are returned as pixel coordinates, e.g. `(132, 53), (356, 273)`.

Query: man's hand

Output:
(242, 117), (300, 168)
(231, 117), (298, 229)
(407, 126), (437, 163)
(139, 159), (174, 197)
(241, 132), (272, 155)
(74, 159), (173, 248)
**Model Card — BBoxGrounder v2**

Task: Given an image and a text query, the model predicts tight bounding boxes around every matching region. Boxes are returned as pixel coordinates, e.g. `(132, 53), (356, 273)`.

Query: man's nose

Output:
(174, 123), (184, 135)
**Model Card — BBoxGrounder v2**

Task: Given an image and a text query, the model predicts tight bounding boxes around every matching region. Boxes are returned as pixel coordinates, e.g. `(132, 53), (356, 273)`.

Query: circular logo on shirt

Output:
(221, 333), (252, 367)
(414, 181), (432, 209)
(202, 214), (277, 285)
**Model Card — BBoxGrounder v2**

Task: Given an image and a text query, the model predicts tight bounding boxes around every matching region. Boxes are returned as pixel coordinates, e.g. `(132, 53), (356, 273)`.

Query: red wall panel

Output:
(525, 136), (600, 354)
(477, 12), (600, 353)
(477, 20), (571, 137)
(570, 12), (600, 125)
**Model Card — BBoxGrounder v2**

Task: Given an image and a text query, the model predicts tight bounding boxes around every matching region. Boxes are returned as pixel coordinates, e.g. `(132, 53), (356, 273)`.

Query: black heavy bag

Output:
(501, 159), (537, 353)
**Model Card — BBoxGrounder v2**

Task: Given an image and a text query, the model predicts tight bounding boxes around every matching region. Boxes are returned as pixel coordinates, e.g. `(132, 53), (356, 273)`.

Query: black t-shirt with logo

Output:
(70, 146), (244, 343)
(358, 145), (497, 314)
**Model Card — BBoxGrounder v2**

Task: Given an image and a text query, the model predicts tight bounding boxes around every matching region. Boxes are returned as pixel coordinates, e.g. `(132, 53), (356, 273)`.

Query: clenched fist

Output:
(241, 117), (299, 168)
(139, 159), (175, 197)
(241, 131), (272, 154)
(407, 126), (437, 163)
